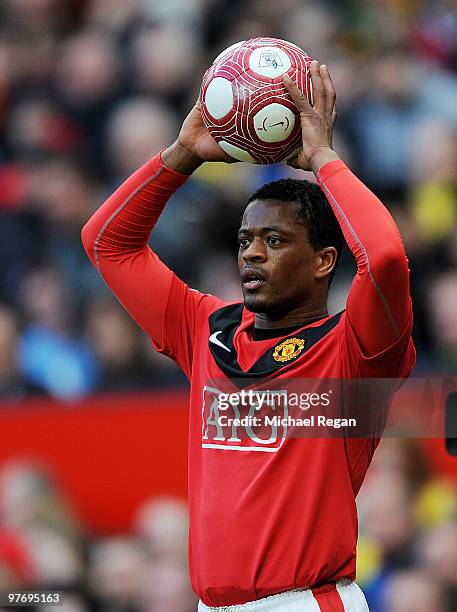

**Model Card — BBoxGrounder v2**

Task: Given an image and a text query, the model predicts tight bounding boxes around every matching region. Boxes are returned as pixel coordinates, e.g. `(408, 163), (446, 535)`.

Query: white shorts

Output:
(198, 581), (369, 612)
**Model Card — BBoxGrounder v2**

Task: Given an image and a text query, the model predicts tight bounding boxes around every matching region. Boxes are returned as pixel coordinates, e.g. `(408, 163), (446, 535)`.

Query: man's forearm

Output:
(82, 151), (189, 269)
(80, 151), (190, 349)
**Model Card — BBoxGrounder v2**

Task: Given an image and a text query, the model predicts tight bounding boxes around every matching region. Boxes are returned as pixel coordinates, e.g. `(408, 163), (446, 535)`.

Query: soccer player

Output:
(82, 61), (415, 611)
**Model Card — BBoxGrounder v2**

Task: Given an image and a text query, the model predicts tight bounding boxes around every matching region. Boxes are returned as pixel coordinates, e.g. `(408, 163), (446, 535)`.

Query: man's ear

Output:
(315, 247), (337, 280)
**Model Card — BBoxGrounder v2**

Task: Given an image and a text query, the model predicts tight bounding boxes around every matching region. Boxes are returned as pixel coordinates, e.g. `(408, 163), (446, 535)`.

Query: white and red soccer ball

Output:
(200, 37), (313, 165)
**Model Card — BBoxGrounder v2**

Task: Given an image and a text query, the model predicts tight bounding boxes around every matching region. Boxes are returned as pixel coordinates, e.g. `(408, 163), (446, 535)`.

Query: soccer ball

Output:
(200, 37), (313, 164)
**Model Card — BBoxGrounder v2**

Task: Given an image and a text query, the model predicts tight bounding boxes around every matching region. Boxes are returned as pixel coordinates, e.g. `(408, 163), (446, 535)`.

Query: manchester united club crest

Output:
(272, 337), (306, 363)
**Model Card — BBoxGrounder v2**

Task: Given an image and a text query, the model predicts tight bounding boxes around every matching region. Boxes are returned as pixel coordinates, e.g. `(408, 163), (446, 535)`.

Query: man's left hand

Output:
(283, 61), (340, 174)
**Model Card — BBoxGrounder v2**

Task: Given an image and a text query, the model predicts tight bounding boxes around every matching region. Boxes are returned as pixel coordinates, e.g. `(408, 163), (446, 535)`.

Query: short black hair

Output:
(247, 178), (345, 273)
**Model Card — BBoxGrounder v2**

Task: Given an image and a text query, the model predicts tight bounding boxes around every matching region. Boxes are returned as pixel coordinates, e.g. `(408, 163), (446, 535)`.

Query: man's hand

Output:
(162, 100), (235, 174)
(283, 61), (340, 174)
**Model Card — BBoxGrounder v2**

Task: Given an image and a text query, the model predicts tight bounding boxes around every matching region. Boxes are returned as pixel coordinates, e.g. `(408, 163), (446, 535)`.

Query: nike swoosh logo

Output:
(209, 331), (231, 352)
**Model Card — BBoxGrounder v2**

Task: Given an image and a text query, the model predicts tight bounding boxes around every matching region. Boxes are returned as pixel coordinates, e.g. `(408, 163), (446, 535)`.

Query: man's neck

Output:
(254, 305), (329, 330)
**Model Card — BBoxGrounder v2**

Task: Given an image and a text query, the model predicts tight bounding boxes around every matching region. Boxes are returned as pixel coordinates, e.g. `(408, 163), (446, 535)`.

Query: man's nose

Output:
(243, 238), (267, 262)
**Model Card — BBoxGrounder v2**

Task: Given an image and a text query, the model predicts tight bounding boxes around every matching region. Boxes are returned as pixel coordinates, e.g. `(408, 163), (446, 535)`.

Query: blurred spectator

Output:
(55, 32), (120, 109)
(133, 496), (188, 561)
(408, 119), (457, 243)
(348, 47), (424, 192)
(21, 526), (84, 588)
(362, 472), (415, 559)
(6, 97), (80, 158)
(0, 462), (82, 541)
(358, 468), (414, 609)
(428, 271), (457, 370)
(88, 537), (148, 611)
(365, 438), (430, 494)
(16, 267), (99, 399)
(0, 462), (85, 591)
(383, 569), (447, 612)
(85, 297), (153, 391)
(54, 30), (121, 171)
(357, 438), (457, 611)
(0, 304), (42, 400)
(130, 23), (201, 105)
(105, 98), (177, 179)
(417, 520), (457, 609)
(139, 557), (197, 612)
(133, 497), (196, 612)
(283, 3), (338, 62)
(26, 158), (103, 304)
(414, 1), (457, 69)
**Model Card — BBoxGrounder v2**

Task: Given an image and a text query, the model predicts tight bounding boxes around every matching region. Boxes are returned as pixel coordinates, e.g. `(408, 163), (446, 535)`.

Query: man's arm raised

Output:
(81, 101), (231, 376)
(284, 63), (412, 359)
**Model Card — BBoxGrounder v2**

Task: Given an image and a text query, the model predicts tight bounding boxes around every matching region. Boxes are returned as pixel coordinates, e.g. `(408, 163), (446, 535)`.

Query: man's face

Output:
(238, 199), (319, 316)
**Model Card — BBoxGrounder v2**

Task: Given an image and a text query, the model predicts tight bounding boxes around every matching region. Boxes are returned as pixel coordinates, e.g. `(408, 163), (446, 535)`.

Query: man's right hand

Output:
(162, 100), (235, 174)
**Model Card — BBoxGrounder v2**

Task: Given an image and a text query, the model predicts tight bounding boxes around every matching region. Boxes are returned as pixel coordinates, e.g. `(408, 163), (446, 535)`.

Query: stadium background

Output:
(0, 0), (457, 610)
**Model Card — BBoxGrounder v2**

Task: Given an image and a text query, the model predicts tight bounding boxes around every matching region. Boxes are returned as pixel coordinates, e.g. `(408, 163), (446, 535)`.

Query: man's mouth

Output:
(241, 268), (266, 290)
(244, 279), (265, 290)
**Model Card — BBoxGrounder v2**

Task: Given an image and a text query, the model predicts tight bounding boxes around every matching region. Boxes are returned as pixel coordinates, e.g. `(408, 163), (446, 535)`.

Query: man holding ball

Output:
(82, 60), (415, 611)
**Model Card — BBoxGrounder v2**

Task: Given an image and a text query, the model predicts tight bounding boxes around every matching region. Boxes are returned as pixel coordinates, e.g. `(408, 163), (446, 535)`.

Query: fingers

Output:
(309, 60), (325, 113)
(283, 73), (312, 114)
(284, 61), (334, 120)
(319, 64), (336, 121)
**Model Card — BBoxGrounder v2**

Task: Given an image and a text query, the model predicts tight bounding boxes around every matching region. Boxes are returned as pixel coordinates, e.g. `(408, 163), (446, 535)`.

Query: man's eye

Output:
(238, 238), (250, 248)
(266, 237), (282, 246)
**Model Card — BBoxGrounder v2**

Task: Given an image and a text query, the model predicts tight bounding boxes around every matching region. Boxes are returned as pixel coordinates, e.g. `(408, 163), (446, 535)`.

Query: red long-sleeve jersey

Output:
(82, 155), (415, 608)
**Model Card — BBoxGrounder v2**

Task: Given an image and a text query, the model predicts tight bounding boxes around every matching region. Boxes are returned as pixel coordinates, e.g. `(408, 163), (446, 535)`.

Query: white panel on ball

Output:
(205, 78), (234, 120)
(213, 41), (245, 64)
(253, 103), (295, 143)
(248, 47), (291, 78)
(218, 141), (255, 163)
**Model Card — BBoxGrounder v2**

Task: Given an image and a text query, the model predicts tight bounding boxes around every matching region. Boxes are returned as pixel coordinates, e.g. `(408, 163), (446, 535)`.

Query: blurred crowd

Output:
(357, 438), (457, 612)
(0, 439), (456, 612)
(0, 459), (196, 612)
(0, 0), (457, 399)
(0, 1), (457, 610)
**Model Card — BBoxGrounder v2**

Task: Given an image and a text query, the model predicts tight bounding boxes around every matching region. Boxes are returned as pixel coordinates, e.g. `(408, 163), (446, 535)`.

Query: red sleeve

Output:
(81, 153), (225, 379)
(317, 161), (415, 374)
